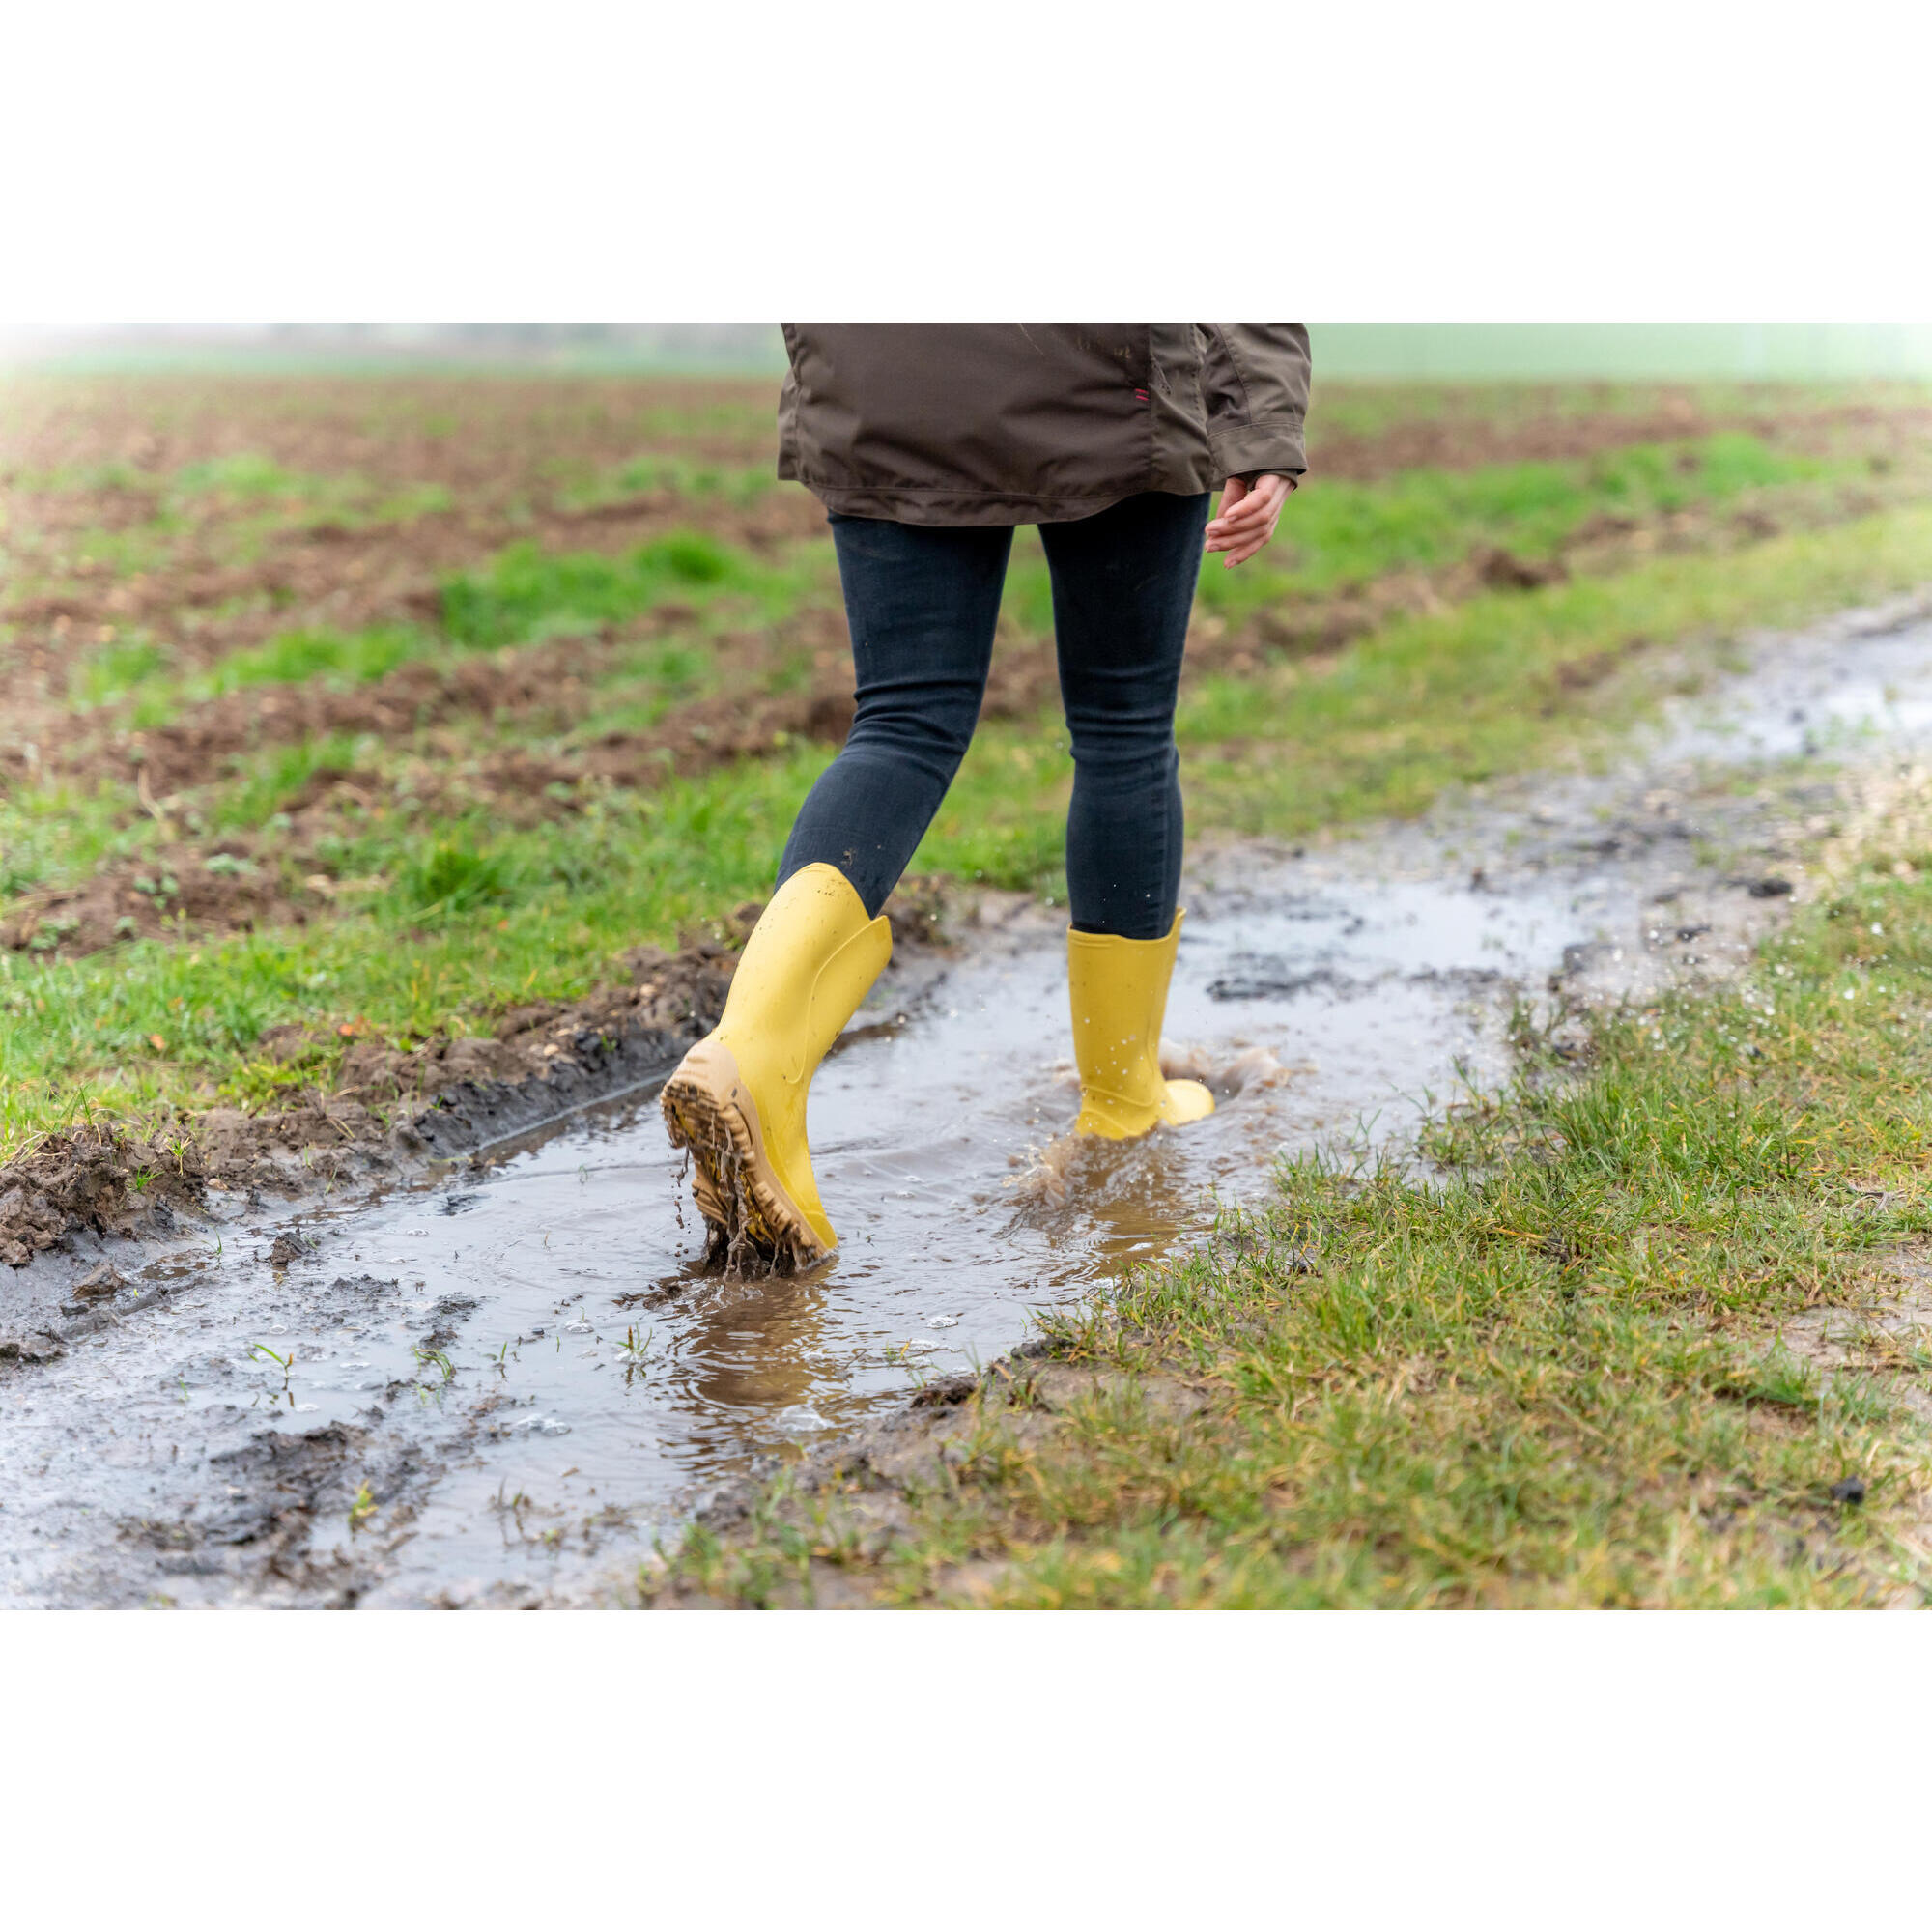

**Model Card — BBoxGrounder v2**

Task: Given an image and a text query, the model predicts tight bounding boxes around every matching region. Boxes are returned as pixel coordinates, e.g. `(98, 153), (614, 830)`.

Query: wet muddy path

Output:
(6, 593), (1931, 1606)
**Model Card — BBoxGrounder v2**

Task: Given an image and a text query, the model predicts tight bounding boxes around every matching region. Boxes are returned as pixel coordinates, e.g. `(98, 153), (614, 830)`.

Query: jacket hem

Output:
(797, 481), (1195, 528)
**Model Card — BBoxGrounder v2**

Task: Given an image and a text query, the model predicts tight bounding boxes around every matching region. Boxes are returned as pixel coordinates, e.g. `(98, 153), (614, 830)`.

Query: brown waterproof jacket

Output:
(777, 324), (1310, 526)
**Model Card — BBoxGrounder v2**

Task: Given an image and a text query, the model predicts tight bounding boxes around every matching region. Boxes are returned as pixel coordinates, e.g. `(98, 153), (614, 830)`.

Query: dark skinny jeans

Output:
(778, 490), (1210, 940)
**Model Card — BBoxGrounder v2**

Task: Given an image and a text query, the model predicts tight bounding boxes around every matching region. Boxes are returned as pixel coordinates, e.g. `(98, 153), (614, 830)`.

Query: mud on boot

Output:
(661, 863), (892, 1269)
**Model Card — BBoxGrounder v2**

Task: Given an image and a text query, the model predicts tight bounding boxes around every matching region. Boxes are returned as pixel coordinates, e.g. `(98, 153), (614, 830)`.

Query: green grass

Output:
(0, 718), (1082, 1148)
(14, 520), (185, 586)
(440, 530), (828, 648)
(38, 429), (1908, 738)
(209, 733), (375, 832)
(200, 625), (422, 695)
(0, 776), (154, 901)
(14, 369), (1932, 1608)
(1199, 433), (1833, 616)
(78, 615), (524, 724)
(71, 637), (170, 708)
(572, 454), (780, 510)
(171, 453), (322, 500)
(1299, 377), (1926, 442)
(10, 450), (455, 528)
(1305, 328), (1932, 384)
(662, 853), (1932, 1608)
(56, 518), (828, 724)
(164, 454), (452, 531)
(54, 525), (838, 725)
(0, 467), (456, 652)
(392, 834), (519, 923)
(0, 751), (832, 1147)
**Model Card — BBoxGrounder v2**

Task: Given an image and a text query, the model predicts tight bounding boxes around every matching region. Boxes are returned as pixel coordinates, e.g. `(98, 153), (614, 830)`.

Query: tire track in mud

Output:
(0, 886), (950, 1273)
(6, 595), (1932, 1606)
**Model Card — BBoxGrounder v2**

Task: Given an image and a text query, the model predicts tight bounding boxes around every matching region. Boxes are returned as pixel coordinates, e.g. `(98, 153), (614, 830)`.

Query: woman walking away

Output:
(662, 324), (1310, 1267)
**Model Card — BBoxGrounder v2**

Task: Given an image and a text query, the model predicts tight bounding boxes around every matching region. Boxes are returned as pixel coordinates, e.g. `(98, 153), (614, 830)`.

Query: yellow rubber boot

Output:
(1068, 913), (1215, 1139)
(661, 863), (892, 1264)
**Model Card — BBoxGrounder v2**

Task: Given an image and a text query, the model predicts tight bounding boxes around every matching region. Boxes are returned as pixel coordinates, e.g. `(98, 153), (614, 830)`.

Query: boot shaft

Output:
(718, 863), (893, 1098)
(1068, 913), (1208, 1138)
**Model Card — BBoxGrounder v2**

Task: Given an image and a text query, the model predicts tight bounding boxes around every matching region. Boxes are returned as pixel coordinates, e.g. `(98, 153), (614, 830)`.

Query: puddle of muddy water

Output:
(9, 598), (1932, 1608)
(0, 878), (1587, 1607)
(1664, 604), (1932, 765)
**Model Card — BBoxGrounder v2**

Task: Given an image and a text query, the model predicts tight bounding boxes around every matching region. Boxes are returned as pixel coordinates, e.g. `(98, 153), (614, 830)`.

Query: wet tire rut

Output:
(5, 593), (1931, 1607)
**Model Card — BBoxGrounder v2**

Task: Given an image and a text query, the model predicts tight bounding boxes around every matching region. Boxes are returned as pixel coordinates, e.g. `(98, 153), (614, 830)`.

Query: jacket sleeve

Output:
(1198, 325), (1311, 481)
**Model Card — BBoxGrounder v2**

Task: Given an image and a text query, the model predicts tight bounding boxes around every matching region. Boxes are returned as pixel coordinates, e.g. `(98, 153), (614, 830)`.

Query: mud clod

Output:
(329, 1273), (401, 1295)
(1475, 545), (1569, 591)
(71, 1262), (129, 1300)
(0, 1327), (65, 1362)
(910, 1372), (981, 1408)
(0, 1128), (207, 1268)
(202, 1423), (364, 1547)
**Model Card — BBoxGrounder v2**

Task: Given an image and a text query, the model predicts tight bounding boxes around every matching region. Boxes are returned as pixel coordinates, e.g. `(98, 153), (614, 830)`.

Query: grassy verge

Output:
(6, 504), (1931, 1156)
(664, 847), (1932, 1608)
(1180, 501), (1932, 832)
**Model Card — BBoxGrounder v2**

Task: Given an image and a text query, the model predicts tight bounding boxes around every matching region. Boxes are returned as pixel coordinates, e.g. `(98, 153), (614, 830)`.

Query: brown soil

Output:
(1, 838), (306, 957)
(91, 632), (616, 797)
(0, 1127), (211, 1270)
(11, 372), (1917, 533)
(0, 495), (1673, 812)
(0, 950), (732, 1268)
(0, 372), (779, 496)
(0, 372), (826, 737)
(0, 485), (828, 743)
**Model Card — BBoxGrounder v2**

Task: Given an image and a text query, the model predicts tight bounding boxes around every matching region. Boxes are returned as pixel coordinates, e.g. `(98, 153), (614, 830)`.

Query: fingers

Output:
(1206, 511), (1283, 563)
(1205, 526), (1278, 561)
(1205, 502), (1282, 548)
(1208, 529), (1275, 564)
(1205, 475), (1289, 537)
(1218, 534), (1272, 567)
(1205, 501), (1269, 544)
(1209, 495), (1271, 532)
(1205, 473), (1293, 564)
(1204, 478), (1250, 543)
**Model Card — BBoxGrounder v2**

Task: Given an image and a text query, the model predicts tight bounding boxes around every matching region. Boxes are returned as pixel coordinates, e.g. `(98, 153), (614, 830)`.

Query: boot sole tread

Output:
(660, 1046), (828, 1269)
